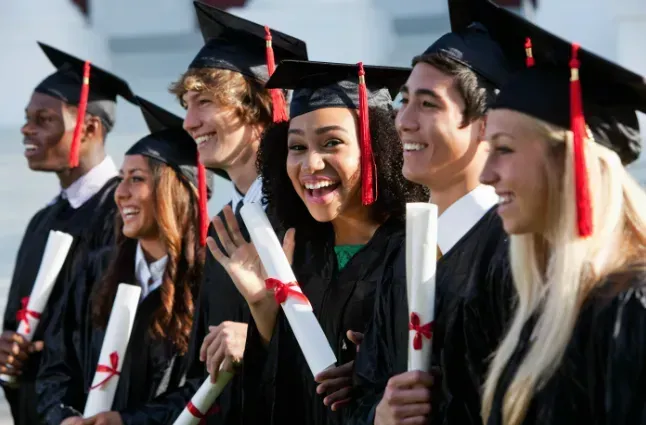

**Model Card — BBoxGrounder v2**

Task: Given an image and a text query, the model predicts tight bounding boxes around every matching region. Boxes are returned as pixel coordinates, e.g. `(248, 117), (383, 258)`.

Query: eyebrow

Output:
(288, 125), (349, 136)
(489, 132), (514, 143)
(119, 168), (146, 175)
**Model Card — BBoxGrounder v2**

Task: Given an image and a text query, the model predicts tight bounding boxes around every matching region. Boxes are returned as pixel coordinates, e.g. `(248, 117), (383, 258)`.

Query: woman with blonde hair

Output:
(477, 5), (646, 425)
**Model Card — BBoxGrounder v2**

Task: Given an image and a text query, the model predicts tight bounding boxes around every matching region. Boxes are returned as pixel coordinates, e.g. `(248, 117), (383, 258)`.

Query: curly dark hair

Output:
(91, 157), (203, 354)
(258, 106), (429, 237)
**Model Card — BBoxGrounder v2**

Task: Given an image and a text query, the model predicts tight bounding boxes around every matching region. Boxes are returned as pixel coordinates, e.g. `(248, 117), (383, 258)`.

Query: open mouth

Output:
(497, 193), (514, 212)
(403, 142), (428, 152)
(303, 180), (341, 204)
(24, 143), (39, 157)
(121, 206), (140, 221)
(195, 133), (216, 148)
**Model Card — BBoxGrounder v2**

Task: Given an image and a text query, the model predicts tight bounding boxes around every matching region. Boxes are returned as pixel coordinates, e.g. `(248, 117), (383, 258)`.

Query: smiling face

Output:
(480, 109), (564, 235)
(286, 107), (363, 223)
(114, 155), (159, 240)
(182, 90), (259, 170)
(396, 62), (483, 190)
(21, 92), (76, 171)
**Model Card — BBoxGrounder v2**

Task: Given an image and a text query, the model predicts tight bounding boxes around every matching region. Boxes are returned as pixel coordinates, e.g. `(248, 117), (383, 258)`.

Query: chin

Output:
(402, 165), (429, 187)
(304, 204), (338, 223)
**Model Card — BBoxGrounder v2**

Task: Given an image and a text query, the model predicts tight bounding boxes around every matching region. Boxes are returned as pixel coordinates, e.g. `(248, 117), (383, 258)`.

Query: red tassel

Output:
(525, 37), (535, 68)
(265, 26), (288, 123)
(197, 153), (208, 247)
(357, 62), (376, 206)
(569, 43), (592, 238)
(69, 61), (91, 168)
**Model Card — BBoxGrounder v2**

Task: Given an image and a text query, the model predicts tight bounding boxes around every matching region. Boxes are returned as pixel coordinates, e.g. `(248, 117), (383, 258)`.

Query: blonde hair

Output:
(481, 113), (646, 425)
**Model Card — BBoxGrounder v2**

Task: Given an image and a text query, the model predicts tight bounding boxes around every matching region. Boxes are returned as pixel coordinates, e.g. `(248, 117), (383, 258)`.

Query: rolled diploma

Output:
(172, 370), (234, 425)
(406, 203), (438, 372)
(0, 230), (74, 384)
(83, 284), (141, 417)
(240, 202), (337, 376)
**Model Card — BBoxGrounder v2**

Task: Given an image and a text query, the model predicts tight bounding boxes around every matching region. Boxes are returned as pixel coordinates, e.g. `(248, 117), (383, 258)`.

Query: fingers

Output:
(316, 376), (351, 395)
(346, 330), (364, 348)
(30, 340), (44, 353)
(206, 237), (229, 267)
(330, 396), (352, 412)
(199, 325), (221, 362)
(282, 228), (296, 265)
(315, 361), (353, 383)
(208, 344), (225, 383)
(383, 386), (431, 405)
(222, 205), (245, 247)
(323, 386), (352, 408)
(387, 370), (434, 389)
(211, 216), (237, 257)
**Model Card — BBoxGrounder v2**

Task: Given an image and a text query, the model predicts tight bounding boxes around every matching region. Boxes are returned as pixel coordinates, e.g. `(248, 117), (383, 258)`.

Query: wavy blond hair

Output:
(481, 112), (646, 425)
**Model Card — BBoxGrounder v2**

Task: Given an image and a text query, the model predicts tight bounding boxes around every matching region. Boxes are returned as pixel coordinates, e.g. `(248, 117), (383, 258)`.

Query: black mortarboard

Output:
(35, 42), (136, 168)
(128, 96), (215, 245)
(266, 60), (411, 206)
(188, 1), (308, 83)
(420, 0), (514, 88)
(482, 0), (646, 238)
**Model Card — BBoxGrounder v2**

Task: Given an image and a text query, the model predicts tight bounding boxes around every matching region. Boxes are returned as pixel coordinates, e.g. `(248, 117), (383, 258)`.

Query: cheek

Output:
(285, 157), (301, 193)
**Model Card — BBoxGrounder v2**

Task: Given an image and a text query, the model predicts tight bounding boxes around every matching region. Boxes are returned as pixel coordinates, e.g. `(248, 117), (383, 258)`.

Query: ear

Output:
(478, 115), (488, 142)
(83, 115), (103, 142)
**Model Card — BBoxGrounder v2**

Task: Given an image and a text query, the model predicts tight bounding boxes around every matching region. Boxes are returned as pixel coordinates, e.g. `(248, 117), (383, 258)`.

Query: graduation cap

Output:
(35, 42), (136, 168)
(127, 96), (216, 246)
(419, 0), (514, 88)
(189, 1), (309, 122)
(266, 59), (411, 206)
(481, 0), (646, 238)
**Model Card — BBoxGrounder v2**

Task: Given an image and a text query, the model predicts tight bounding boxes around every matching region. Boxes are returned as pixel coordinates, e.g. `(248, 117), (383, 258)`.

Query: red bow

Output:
(90, 351), (121, 390)
(16, 297), (41, 335)
(409, 312), (433, 350)
(187, 401), (220, 425)
(265, 278), (310, 305)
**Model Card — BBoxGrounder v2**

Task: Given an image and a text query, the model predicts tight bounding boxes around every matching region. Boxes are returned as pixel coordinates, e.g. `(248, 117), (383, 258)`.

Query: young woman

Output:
(207, 60), (429, 425)
(36, 98), (213, 425)
(478, 19), (646, 425)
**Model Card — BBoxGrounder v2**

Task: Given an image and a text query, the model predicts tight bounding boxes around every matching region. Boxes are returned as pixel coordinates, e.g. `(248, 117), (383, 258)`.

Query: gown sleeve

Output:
(36, 246), (113, 424)
(343, 248), (409, 425)
(595, 282), (646, 424)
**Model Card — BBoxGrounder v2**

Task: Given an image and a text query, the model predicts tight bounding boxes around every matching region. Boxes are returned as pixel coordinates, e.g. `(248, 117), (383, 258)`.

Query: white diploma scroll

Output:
(240, 202), (337, 376)
(0, 230), (74, 385)
(406, 203), (438, 372)
(172, 370), (234, 425)
(83, 284), (141, 417)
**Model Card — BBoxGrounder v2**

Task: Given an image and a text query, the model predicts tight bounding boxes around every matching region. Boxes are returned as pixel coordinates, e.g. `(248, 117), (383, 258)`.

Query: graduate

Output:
(477, 4), (646, 424)
(345, 2), (519, 424)
(35, 97), (214, 425)
(109, 3), (309, 424)
(207, 60), (429, 425)
(1, 42), (136, 425)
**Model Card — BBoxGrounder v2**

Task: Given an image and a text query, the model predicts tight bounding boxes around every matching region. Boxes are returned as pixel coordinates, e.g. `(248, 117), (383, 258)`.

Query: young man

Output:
(1, 42), (135, 425)
(93, 4), (309, 425)
(345, 3), (518, 425)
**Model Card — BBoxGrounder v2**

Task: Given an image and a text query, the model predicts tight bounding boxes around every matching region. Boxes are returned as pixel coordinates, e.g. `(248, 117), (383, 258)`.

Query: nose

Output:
(183, 104), (201, 134)
(395, 104), (419, 135)
(479, 154), (499, 186)
(21, 120), (35, 138)
(302, 150), (325, 174)
(114, 178), (130, 204)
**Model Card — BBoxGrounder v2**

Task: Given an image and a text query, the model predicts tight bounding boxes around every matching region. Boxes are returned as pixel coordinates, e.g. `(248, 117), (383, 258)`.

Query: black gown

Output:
(241, 217), (407, 425)
(36, 242), (189, 424)
(487, 269), (646, 425)
(111, 203), (250, 425)
(2, 177), (119, 425)
(346, 207), (514, 425)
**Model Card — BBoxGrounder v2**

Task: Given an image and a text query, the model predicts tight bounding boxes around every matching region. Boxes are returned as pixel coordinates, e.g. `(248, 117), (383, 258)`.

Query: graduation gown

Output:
(487, 270), (646, 425)
(346, 207), (514, 425)
(241, 217), (406, 425)
(113, 203), (251, 425)
(2, 177), (118, 425)
(36, 245), (187, 424)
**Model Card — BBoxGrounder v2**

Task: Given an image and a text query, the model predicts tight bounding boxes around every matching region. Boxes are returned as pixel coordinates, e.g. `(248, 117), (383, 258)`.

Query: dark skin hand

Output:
(374, 370), (434, 425)
(314, 330), (364, 411)
(0, 331), (44, 375)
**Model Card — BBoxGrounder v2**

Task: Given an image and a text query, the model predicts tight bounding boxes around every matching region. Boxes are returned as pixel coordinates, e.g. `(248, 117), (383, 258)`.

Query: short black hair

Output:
(258, 106), (429, 238)
(413, 52), (498, 127)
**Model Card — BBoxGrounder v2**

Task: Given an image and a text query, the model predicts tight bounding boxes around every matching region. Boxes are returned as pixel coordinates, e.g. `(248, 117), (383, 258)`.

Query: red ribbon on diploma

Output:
(265, 278), (310, 305)
(187, 401), (220, 424)
(409, 312), (433, 350)
(90, 351), (121, 390)
(16, 297), (41, 334)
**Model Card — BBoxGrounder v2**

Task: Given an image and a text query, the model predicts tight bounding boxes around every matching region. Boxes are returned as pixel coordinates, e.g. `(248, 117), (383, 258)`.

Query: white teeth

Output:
(403, 142), (426, 151)
(304, 181), (336, 190)
(195, 133), (215, 144)
(122, 207), (140, 217)
(499, 194), (513, 205)
(24, 144), (37, 151)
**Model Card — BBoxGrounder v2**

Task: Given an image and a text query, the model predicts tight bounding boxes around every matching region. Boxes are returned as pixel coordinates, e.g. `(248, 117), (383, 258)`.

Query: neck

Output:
(226, 147), (259, 195)
(332, 212), (382, 246)
(56, 149), (106, 189)
(139, 238), (167, 263)
(429, 177), (481, 216)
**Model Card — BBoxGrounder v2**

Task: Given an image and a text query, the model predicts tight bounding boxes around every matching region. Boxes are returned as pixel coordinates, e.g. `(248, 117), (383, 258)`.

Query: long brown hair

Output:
(92, 157), (203, 354)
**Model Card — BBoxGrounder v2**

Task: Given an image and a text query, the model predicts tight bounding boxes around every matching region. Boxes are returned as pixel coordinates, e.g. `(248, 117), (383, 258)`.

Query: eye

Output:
(198, 98), (212, 106)
(494, 146), (514, 154)
(323, 139), (342, 148)
(421, 100), (437, 108)
(288, 143), (306, 151)
(131, 175), (145, 183)
(400, 96), (409, 105)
